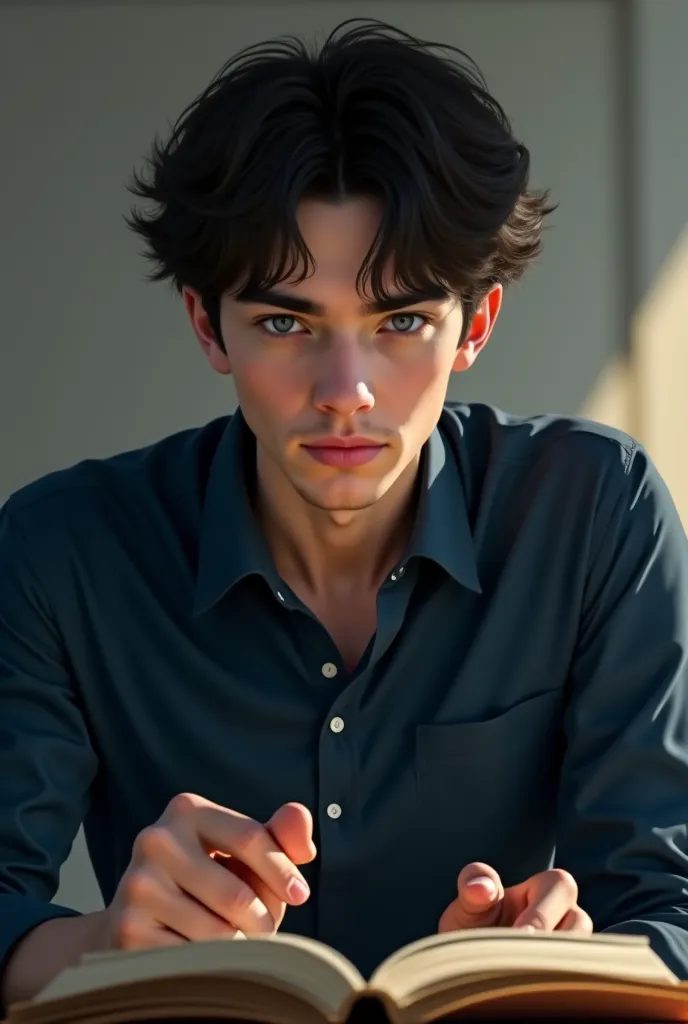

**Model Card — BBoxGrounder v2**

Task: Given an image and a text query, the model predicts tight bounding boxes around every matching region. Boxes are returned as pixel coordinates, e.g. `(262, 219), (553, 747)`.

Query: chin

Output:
(297, 479), (384, 513)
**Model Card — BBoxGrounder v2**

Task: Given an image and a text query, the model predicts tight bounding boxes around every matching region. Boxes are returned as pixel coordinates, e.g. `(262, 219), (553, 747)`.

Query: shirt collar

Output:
(192, 410), (281, 618)
(404, 419), (482, 593)
(192, 409), (481, 618)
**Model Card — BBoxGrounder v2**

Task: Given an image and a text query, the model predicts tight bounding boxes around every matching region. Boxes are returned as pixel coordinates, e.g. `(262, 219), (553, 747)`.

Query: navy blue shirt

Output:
(1, 403), (688, 992)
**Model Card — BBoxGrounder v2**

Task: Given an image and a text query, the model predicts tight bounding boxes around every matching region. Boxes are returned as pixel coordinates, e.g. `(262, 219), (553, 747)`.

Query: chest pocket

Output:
(415, 688), (565, 884)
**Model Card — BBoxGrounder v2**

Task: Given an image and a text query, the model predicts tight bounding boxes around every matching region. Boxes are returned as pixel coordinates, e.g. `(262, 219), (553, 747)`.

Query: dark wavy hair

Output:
(124, 19), (555, 351)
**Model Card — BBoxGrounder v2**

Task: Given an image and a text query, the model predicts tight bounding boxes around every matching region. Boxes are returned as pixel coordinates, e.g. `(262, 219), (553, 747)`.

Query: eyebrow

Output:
(234, 285), (450, 317)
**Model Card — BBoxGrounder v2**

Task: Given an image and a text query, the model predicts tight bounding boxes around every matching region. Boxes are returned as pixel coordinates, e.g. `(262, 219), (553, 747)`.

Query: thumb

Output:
(438, 862), (504, 932)
(267, 802), (317, 865)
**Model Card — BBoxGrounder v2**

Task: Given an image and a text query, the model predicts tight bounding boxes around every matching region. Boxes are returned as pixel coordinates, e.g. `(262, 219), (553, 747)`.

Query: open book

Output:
(6, 928), (688, 1024)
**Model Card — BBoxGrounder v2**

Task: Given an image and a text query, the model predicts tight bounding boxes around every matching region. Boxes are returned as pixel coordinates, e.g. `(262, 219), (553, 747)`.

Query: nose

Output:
(312, 339), (375, 419)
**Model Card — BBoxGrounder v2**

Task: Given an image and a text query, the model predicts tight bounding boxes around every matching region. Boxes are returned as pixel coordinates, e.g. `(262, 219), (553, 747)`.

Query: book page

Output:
(395, 977), (688, 1024)
(34, 934), (366, 1020)
(9, 976), (330, 1024)
(369, 929), (677, 1008)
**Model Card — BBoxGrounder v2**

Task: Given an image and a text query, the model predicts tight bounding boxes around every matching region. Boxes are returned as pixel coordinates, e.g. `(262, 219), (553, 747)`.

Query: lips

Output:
(301, 437), (386, 468)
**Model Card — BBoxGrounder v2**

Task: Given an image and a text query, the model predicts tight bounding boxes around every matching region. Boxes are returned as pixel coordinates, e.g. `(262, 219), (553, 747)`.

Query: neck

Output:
(254, 449), (420, 598)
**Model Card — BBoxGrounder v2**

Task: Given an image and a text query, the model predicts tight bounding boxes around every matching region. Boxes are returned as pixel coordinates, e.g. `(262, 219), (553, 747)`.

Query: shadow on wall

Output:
(581, 220), (688, 527)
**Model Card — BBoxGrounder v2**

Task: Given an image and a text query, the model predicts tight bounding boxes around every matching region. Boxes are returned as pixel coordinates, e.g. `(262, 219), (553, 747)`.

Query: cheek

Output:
(231, 356), (307, 418)
(381, 348), (455, 410)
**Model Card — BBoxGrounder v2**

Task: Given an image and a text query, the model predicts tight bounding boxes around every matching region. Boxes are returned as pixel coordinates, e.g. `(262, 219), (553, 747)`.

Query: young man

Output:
(2, 17), (688, 1010)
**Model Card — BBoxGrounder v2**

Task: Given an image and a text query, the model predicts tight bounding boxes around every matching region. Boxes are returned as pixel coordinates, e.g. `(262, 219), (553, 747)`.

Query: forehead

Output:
(290, 197), (386, 292)
(240, 196), (457, 311)
(297, 196), (381, 251)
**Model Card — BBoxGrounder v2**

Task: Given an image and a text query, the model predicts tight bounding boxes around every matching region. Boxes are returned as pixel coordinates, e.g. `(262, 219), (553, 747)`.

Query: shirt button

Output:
(321, 662), (338, 678)
(329, 716), (345, 733)
(326, 802), (342, 819)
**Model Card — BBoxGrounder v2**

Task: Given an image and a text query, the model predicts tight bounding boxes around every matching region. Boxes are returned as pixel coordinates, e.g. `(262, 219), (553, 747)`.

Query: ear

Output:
(182, 286), (232, 375)
(452, 284), (503, 373)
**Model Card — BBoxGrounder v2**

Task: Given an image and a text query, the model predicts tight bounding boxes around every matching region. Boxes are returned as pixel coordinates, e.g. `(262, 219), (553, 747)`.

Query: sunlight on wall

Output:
(634, 222), (688, 527)
(580, 354), (636, 438)
(580, 223), (688, 528)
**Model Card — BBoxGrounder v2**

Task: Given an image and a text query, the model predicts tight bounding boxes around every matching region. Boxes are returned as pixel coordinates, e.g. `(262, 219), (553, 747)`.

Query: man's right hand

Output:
(103, 794), (316, 950)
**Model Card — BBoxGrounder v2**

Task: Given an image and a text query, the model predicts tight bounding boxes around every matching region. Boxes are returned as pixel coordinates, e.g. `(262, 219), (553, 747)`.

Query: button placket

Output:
(320, 700), (352, 848)
(317, 658), (370, 876)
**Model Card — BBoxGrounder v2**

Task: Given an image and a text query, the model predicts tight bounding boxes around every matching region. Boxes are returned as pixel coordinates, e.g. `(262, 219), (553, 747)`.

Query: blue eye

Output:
(259, 315), (304, 335)
(255, 312), (429, 337)
(384, 314), (428, 334)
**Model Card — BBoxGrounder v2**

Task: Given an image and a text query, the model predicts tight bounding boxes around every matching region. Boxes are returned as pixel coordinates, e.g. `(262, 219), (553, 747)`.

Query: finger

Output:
(267, 803), (317, 865)
(200, 805), (311, 905)
(116, 908), (189, 951)
(145, 881), (243, 941)
(457, 862), (504, 916)
(512, 869), (579, 931)
(556, 906), (593, 934)
(132, 829), (277, 935)
(175, 850), (277, 936)
(438, 863), (505, 932)
(217, 856), (287, 931)
(160, 795), (312, 906)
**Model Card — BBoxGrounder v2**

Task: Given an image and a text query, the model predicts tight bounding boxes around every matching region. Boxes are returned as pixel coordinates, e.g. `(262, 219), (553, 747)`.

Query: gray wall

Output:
(0, 0), (643, 911)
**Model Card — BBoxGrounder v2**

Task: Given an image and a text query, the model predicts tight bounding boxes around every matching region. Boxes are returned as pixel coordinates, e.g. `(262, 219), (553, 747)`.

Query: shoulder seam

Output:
(499, 431), (638, 468)
(622, 439), (638, 474)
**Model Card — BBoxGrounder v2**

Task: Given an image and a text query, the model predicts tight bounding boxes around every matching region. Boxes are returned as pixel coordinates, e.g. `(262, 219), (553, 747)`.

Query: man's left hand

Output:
(438, 863), (593, 934)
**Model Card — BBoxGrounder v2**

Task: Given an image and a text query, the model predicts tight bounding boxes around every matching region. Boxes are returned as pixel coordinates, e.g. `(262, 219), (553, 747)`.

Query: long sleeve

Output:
(0, 500), (98, 1003)
(556, 440), (688, 975)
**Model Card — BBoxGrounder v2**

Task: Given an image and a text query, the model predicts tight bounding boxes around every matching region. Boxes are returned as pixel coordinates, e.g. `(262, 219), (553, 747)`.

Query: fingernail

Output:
(465, 876), (498, 898)
(519, 924), (536, 933)
(286, 876), (310, 904)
